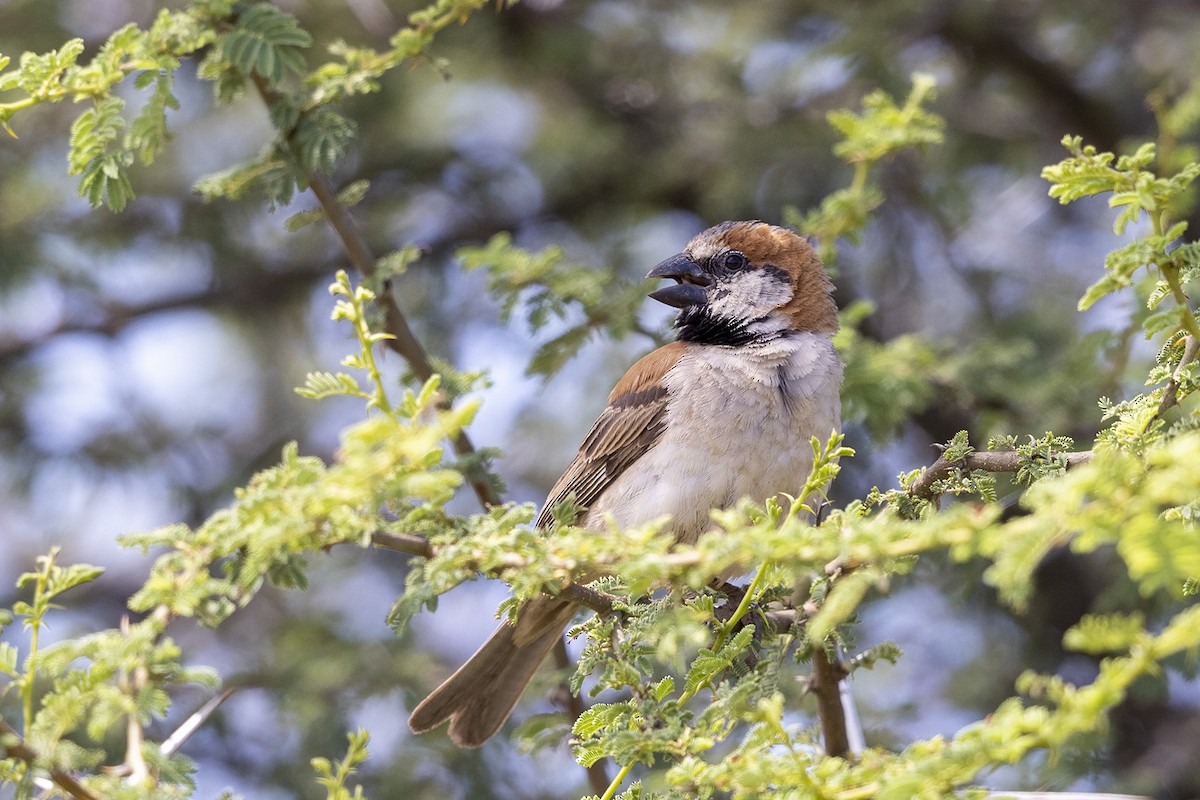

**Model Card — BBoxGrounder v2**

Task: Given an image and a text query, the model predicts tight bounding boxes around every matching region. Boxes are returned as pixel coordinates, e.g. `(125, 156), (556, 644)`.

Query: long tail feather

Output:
(408, 597), (577, 748)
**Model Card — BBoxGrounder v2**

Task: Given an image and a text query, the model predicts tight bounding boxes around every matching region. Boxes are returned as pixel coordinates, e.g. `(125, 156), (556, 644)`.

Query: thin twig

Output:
(836, 645), (866, 756)
(120, 615), (151, 784)
(370, 530), (434, 558)
(0, 718), (100, 800)
(909, 449), (1094, 501)
(551, 642), (610, 794)
(162, 688), (237, 758)
(1155, 334), (1199, 418)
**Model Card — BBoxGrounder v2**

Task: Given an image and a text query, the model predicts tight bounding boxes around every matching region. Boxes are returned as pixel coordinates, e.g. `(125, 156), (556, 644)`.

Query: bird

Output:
(408, 220), (843, 747)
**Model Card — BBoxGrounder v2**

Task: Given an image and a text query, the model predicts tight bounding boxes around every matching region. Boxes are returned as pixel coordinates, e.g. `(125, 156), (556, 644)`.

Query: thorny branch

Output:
(102, 688), (238, 779)
(249, 75), (503, 513)
(909, 448), (1095, 502)
(304, 153), (503, 510)
(370, 530), (621, 616)
(371, 529), (817, 631)
(0, 718), (100, 800)
(120, 616), (151, 785)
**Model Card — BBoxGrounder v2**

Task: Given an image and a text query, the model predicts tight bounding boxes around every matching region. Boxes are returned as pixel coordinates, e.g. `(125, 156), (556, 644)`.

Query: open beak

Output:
(646, 253), (710, 308)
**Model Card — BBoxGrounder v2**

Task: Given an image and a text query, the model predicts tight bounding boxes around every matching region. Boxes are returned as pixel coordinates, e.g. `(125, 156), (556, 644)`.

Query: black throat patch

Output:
(672, 263), (793, 346)
(674, 305), (774, 346)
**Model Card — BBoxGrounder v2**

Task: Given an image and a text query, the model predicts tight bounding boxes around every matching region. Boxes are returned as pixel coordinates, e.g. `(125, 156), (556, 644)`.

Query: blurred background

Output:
(1, 0), (1199, 797)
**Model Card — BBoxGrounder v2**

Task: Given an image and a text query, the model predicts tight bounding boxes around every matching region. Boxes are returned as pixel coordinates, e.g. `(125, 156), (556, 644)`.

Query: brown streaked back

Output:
(535, 341), (687, 528)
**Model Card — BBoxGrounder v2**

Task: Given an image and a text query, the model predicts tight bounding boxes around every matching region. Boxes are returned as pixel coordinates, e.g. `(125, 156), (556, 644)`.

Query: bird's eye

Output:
(722, 251), (748, 271)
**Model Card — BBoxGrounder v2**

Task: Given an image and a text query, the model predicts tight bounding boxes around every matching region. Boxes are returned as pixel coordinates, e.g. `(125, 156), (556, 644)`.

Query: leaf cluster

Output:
(0, 550), (216, 799)
(0, 0), (499, 211)
(312, 730), (370, 800)
(128, 275), (476, 627)
(528, 427), (1200, 799)
(787, 73), (944, 266)
(458, 233), (659, 377)
(785, 77), (947, 442)
(0, 7), (225, 209)
(836, 300), (940, 440)
(1, 272), (480, 798)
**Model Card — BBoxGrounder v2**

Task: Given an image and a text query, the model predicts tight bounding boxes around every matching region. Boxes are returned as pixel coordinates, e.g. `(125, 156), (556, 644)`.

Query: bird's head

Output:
(646, 220), (837, 346)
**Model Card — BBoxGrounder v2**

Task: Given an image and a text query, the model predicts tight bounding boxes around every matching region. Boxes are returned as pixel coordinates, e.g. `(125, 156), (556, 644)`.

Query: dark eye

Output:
(722, 250), (748, 271)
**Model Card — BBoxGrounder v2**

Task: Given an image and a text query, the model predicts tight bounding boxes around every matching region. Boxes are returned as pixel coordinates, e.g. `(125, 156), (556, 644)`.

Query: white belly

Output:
(583, 332), (842, 543)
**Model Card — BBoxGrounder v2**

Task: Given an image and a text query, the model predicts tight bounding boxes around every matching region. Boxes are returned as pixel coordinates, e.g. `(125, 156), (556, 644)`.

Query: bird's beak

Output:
(646, 253), (710, 308)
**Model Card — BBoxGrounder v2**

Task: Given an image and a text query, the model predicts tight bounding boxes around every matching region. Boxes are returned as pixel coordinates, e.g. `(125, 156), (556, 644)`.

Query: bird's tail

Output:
(408, 596), (577, 748)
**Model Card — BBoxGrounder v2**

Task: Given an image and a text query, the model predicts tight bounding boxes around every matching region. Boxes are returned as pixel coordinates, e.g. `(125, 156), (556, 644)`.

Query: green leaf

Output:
(15, 38), (85, 95)
(376, 246), (421, 282)
(312, 729), (370, 800)
(194, 152), (296, 204)
(683, 626), (754, 697)
(218, 3), (311, 87)
(0, 642), (18, 677)
(45, 563), (105, 599)
(296, 371), (363, 401)
(68, 96), (134, 210)
(285, 207), (325, 231)
(126, 69), (180, 165)
(1064, 613), (1147, 655)
(572, 703), (628, 738)
(828, 72), (944, 163)
(335, 179), (370, 208)
(807, 569), (872, 640)
(294, 108), (357, 174)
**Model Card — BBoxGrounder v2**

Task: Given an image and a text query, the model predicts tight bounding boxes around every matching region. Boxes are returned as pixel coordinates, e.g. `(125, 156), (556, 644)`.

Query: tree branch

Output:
(810, 649), (850, 758)
(161, 687), (237, 758)
(909, 448), (1095, 501)
(0, 718), (99, 800)
(369, 530), (624, 617)
(1155, 334), (1198, 419)
(370, 530), (434, 558)
(100, 686), (238, 779)
(370, 530), (822, 640)
(249, 75), (502, 511)
(306, 168), (502, 509)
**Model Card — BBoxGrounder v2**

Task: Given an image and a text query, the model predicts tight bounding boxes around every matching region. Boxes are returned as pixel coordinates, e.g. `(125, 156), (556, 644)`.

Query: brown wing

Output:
(534, 341), (686, 528)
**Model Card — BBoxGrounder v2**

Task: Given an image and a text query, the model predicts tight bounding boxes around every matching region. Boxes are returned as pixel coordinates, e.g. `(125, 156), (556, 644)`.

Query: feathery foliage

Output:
(0, 3), (1198, 799)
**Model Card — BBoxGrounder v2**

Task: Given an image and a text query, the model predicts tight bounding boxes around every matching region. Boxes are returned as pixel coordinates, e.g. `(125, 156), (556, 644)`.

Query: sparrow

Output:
(408, 220), (843, 747)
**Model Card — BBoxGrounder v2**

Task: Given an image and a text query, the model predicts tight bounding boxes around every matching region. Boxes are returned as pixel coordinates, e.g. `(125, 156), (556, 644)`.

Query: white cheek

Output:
(706, 271), (792, 319)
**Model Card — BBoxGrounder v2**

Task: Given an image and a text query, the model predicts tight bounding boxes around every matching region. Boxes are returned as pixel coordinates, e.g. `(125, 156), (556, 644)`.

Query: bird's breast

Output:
(583, 332), (842, 543)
